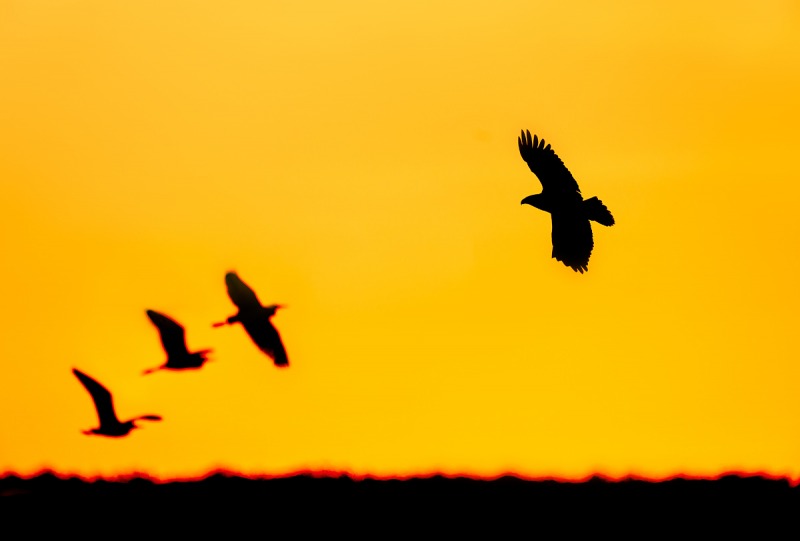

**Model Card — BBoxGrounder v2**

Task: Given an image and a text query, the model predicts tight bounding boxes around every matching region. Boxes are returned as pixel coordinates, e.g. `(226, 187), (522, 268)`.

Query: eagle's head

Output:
(521, 193), (546, 212)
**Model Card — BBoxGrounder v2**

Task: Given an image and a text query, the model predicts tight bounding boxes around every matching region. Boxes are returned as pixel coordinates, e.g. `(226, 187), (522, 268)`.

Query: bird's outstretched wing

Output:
(72, 368), (120, 427)
(550, 212), (594, 273)
(247, 322), (290, 367)
(225, 272), (262, 310)
(518, 130), (581, 196)
(146, 310), (189, 357)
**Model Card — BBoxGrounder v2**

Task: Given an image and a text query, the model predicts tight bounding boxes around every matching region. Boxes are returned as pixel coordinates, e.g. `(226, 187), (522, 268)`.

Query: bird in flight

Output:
(72, 368), (162, 437)
(142, 310), (213, 375)
(518, 129), (615, 273)
(213, 271), (289, 367)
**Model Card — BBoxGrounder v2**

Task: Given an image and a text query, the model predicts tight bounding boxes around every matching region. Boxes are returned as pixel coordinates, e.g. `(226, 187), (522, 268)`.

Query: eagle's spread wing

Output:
(225, 272), (263, 310)
(73, 369), (120, 427)
(146, 310), (189, 357)
(518, 130), (581, 196)
(551, 212), (594, 273)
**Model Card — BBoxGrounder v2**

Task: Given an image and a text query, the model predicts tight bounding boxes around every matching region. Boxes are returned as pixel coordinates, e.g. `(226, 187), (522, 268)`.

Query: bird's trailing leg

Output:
(129, 415), (163, 430)
(142, 365), (164, 375)
(212, 314), (240, 328)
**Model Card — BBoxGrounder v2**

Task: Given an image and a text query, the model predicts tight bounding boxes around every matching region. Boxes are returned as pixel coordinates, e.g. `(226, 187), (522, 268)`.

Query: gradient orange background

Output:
(2, 0), (799, 481)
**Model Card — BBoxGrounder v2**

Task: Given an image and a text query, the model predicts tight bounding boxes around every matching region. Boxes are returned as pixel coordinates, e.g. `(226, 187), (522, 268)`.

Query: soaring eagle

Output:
(518, 129), (615, 273)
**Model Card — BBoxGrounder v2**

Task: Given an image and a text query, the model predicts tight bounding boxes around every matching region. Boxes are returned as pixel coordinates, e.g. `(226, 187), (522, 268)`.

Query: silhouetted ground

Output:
(1, 472), (797, 530)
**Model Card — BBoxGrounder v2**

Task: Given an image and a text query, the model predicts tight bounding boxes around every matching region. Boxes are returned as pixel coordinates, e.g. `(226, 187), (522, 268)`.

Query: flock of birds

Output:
(73, 271), (289, 437)
(72, 129), (615, 438)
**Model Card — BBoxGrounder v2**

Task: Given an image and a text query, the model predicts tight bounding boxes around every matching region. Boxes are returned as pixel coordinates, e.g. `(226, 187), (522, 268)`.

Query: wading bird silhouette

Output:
(518, 129), (615, 273)
(72, 368), (162, 437)
(213, 271), (289, 367)
(142, 310), (213, 375)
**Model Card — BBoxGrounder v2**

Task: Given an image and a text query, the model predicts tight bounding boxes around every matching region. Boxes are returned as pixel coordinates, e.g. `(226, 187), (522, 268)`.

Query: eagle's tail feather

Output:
(584, 197), (615, 226)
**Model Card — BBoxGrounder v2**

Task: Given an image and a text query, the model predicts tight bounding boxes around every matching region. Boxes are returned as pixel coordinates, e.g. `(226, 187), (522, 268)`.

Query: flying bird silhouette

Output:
(518, 129), (615, 273)
(142, 309), (213, 375)
(72, 368), (162, 437)
(213, 271), (289, 367)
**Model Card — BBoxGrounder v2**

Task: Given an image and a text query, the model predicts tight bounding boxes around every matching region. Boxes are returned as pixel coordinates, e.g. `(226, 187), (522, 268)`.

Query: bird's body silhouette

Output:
(213, 272), (289, 367)
(518, 129), (615, 273)
(143, 310), (212, 375)
(72, 368), (162, 437)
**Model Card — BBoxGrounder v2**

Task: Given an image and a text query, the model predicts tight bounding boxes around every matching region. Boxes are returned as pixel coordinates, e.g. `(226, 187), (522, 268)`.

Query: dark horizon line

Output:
(2, 467), (799, 487)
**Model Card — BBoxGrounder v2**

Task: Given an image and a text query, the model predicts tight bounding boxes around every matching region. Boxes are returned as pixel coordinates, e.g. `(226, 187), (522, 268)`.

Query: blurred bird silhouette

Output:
(213, 271), (289, 367)
(72, 368), (162, 437)
(142, 309), (213, 375)
(518, 129), (615, 273)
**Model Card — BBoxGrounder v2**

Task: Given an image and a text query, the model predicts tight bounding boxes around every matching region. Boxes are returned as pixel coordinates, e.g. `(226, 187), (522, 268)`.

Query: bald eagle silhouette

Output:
(142, 310), (212, 375)
(518, 129), (615, 273)
(73, 368), (162, 437)
(213, 272), (289, 367)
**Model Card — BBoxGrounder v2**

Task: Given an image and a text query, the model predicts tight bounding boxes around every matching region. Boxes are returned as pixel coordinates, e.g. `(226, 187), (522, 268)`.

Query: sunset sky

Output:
(2, 1), (799, 481)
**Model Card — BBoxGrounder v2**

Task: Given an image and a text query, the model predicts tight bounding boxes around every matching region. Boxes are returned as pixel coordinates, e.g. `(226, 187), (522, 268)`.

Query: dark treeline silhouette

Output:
(142, 309), (213, 375)
(213, 271), (289, 367)
(72, 369), (162, 437)
(1, 473), (798, 529)
(518, 129), (615, 273)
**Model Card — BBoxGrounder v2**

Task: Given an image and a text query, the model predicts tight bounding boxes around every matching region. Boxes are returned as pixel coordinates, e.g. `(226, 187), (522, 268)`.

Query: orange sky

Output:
(1, 0), (800, 481)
